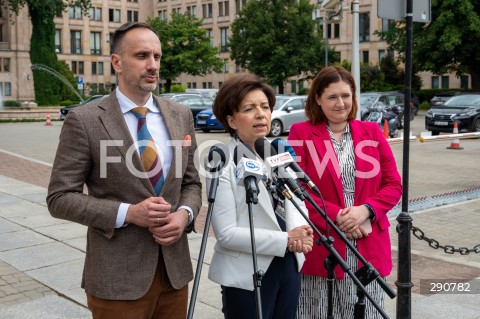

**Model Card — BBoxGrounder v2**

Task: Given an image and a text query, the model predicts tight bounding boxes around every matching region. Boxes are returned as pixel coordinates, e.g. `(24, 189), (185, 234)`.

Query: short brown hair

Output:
(305, 66), (358, 124)
(111, 22), (157, 54)
(213, 73), (276, 137)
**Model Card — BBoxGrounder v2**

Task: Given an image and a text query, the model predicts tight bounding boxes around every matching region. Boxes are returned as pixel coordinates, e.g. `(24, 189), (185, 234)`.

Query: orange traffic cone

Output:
(447, 121), (463, 150)
(45, 112), (52, 126)
(383, 119), (389, 138)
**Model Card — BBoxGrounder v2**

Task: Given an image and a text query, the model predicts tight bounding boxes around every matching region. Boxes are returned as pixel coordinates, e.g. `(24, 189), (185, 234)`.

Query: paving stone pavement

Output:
(0, 121), (479, 318)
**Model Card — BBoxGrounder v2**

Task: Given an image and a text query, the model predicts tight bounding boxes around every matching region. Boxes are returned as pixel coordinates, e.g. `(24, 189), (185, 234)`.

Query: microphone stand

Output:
(275, 182), (394, 319)
(245, 183), (264, 319)
(187, 170), (220, 319)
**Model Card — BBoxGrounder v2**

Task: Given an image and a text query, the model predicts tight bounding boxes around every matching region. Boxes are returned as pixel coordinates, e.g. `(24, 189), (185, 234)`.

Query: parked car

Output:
(59, 95), (107, 120)
(394, 90), (419, 115)
(195, 109), (224, 132)
(185, 88), (218, 99)
(269, 95), (307, 137)
(360, 91), (414, 128)
(429, 91), (461, 108)
(425, 93), (480, 135)
(170, 95), (214, 125)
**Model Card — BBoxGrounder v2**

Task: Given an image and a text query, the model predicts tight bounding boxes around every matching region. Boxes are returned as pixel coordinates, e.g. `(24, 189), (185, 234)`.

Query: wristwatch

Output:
(185, 209), (195, 233)
(186, 209), (194, 225)
(364, 204), (376, 221)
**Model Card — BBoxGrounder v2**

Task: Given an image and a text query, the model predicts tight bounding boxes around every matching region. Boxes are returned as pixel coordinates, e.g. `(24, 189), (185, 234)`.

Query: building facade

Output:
(0, 0), (468, 102)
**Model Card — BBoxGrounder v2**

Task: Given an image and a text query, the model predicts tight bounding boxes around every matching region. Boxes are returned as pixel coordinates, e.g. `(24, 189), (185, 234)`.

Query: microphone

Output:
(205, 144), (228, 202)
(254, 137), (305, 201)
(271, 138), (321, 196)
(233, 144), (263, 204)
(206, 144), (227, 173)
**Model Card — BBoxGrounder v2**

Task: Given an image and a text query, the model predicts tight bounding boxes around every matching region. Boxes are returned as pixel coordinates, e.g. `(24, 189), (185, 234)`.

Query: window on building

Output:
(4, 82), (11, 96)
(223, 59), (229, 73)
(225, 1), (230, 16)
(220, 27), (229, 52)
(109, 33), (114, 54)
(109, 9), (121, 23)
(328, 23), (340, 39)
(202, 82), (207, 89)
(202, 3), (213, 18)
(3, 58), (9, 72)
(55, 30), (61, 53)
(158, 10), (168, 20)
(381, 19), (395, 32)
(219, 2), (224, 16)
(89, 7), (102, 21)
(460, 76), (469, 90)
(127, 10), (139, 22)
(0, 25), (3, 42)
(235, 0), (246, 14)
(362, 51), (369, 64)
(291, 80), (297, 94)
(92, 62), (104, 75)
(378, 50), (385, 63)
(0, 83), (2, 95)
(431, 76), (439, 89)
(359, 12), (370, 42)
(172, 8), (181, 14)
(219, 1), (229, 16)
(441, 75), (449, 89)
(187, 6), (197, 17)
(70, 31), (82, 54)
(69, 6), (82, 19)
(205, 29), (213, 47)
(90, 32), (101, 55)
(72, 61), (84, 75)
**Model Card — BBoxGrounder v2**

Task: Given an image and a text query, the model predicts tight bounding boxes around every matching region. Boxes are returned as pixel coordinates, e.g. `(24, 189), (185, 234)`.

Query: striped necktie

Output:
(131, 107), (165, 195)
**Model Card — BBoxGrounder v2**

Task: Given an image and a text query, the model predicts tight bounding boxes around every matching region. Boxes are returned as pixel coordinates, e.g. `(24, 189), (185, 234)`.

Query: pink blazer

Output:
(288, 120), (402, 278)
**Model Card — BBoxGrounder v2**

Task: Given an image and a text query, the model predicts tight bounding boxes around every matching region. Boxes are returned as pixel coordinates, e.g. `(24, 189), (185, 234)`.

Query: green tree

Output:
(148, 13), (223, 93)
(3, 0), (90, 105)
(377, 0), (480, 91)
(58, 60), (81, 103)
(229, 0), (335, 93)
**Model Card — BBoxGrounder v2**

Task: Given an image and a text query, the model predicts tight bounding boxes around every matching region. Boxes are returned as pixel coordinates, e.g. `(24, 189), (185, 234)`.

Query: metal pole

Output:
(351, 0), (361, 119)
(324, 19), (328, 66)
(396, 0), (414, 317)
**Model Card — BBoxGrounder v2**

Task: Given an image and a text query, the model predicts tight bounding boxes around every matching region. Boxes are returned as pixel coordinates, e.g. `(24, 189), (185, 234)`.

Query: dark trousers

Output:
(221, 252), (301, 319)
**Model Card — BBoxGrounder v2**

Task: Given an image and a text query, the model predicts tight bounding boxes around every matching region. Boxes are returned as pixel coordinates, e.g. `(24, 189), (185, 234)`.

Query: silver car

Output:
(269, 95), (307, 137)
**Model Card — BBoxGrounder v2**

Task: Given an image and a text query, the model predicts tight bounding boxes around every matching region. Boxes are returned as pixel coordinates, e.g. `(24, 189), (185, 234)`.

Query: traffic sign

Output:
(378, 0), (431, 22)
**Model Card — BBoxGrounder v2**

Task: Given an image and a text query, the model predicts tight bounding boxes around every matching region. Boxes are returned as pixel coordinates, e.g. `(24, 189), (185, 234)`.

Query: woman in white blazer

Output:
(207, 73), (314, 319)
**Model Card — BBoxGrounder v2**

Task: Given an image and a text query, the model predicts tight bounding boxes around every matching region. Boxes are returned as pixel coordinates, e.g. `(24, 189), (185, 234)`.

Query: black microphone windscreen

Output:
(207, 144), (228, 172)
(233, 142), (257, 165)
(254, 137), (276, 161)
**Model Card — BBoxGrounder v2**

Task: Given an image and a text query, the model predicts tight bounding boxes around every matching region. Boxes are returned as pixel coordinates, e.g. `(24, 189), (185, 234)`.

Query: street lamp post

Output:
(351, 0), (361, 119)
(312, 7), (328, 67)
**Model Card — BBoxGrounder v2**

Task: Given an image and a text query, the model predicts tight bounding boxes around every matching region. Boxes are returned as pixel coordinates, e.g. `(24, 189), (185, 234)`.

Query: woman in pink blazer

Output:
(288, 66), (402, 318)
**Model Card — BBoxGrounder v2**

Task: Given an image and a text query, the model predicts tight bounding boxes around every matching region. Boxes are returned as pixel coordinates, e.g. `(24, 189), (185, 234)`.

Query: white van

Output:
(185, 89), (218, 99)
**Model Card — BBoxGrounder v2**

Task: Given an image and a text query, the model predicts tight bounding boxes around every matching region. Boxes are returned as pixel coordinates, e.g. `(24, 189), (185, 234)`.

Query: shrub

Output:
(170, 84), (185, 93)
(3, 100), (21, 107)
(60, 100), (78, 107)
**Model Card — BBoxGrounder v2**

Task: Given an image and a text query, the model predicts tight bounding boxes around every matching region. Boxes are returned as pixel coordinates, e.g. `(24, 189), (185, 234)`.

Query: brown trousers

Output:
(87, 257), (188, 319)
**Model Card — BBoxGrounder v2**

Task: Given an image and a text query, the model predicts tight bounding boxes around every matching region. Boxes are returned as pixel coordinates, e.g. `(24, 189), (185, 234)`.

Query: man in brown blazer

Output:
(47, 22), (202, 318)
